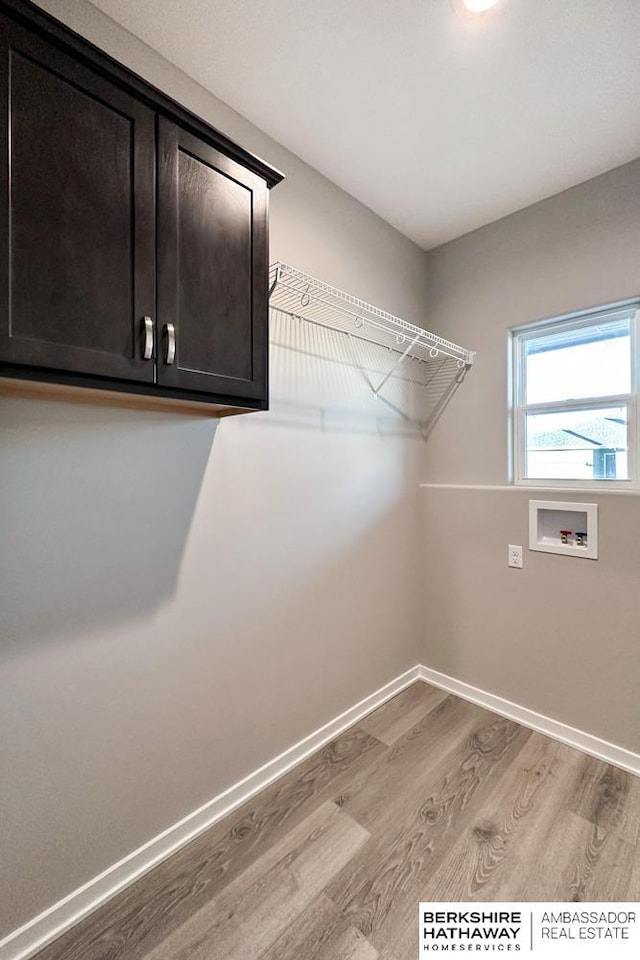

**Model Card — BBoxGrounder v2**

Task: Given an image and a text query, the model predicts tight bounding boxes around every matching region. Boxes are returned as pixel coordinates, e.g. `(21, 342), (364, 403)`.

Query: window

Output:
(511, 301), (639, 488)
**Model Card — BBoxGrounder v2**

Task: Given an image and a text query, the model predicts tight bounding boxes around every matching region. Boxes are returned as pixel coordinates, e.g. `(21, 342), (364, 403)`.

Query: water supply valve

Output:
(575, 531), (587, 546)
(559, 529), (572, 544)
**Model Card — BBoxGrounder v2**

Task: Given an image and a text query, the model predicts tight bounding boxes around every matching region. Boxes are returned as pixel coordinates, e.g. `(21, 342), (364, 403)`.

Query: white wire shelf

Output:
(268, 262), (475, 379)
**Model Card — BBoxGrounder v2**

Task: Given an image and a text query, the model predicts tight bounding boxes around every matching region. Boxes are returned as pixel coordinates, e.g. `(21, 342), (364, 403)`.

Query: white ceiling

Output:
(88, 0), (640, 250)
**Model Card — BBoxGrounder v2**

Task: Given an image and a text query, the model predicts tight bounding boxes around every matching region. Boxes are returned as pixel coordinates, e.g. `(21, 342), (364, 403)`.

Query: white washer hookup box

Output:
(529, 500), (598, 559)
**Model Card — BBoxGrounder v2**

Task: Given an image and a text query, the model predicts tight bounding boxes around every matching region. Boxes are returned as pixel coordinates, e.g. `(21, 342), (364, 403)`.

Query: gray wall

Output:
(420, 159), (640, 753)
(0, 0), (430, 935)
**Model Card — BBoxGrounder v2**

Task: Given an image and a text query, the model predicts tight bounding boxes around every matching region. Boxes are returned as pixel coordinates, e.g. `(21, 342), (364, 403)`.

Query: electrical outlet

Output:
(508, 544), (523, 569)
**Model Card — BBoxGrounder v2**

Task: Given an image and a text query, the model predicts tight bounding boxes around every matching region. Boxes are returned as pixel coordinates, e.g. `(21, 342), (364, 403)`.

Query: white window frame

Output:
(510, 299), (640, 491)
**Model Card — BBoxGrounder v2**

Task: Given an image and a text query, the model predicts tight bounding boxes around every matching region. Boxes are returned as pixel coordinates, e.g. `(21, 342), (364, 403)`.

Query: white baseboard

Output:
(4, 661), (639, 960)
(0, 664), (421, 960)
(418, 664), (640, 777)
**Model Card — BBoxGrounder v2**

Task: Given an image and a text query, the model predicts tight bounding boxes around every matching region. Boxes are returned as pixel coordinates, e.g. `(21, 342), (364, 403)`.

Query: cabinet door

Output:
(156, 118), (268, 400)
(0, 19), (155, 381)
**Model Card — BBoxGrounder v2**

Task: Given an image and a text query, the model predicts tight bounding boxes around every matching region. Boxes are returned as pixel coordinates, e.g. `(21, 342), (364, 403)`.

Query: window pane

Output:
(524, 406), (628, 481)
(524, 318), (631, 404)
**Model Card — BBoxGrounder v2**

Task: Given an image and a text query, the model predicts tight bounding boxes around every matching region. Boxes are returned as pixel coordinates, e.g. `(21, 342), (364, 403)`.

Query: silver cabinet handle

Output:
(142, 316), (154, 360)
(164, 323), (176, 365)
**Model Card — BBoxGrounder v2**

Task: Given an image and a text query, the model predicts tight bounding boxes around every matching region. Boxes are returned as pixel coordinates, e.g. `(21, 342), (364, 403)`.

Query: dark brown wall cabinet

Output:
(0, 0), (282, 412)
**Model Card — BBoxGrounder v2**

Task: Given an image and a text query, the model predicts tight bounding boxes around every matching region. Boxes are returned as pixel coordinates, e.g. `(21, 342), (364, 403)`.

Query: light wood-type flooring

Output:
(35, 682), (640, 960)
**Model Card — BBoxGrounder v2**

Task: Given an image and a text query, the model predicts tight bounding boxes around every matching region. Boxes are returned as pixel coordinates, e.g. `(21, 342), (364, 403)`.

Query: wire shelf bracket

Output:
(268, 262), (475, 403)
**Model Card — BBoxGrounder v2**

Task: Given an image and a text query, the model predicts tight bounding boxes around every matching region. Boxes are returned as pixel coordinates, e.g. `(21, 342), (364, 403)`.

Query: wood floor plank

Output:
(359, 683), (448, 746)
(569, 756), (635, 839)
(326, 711), (531, 948)
(523, 808), (622, 901)
(341, 695), (484, 833)
(623, 772), (640, 847)
(354, 720), (534, 960)
(143, 801), (370, 960)
(577, 833), (638, 901)
(417, 732), (571, 901)
(520, 752), (640, 902)
(259, 894), (378, 960)
(528, 808), (612, 901)
(34, 726), (386, 960)
(628, 842), (640, 899)
(478, 740), (585, 900)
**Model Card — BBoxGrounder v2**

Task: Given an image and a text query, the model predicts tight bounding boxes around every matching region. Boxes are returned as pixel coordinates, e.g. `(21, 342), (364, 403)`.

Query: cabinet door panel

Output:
(0, 22), (155, 381)
(157, 119), (268, 399)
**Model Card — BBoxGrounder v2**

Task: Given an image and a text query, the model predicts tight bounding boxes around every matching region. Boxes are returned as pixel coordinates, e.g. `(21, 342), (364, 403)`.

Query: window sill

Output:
(420, 483), (640, 495)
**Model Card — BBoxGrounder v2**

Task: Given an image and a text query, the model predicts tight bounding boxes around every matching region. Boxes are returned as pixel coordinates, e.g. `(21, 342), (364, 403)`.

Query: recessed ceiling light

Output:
(451, 0), (504, 18)
(462, 0), (500, 10)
